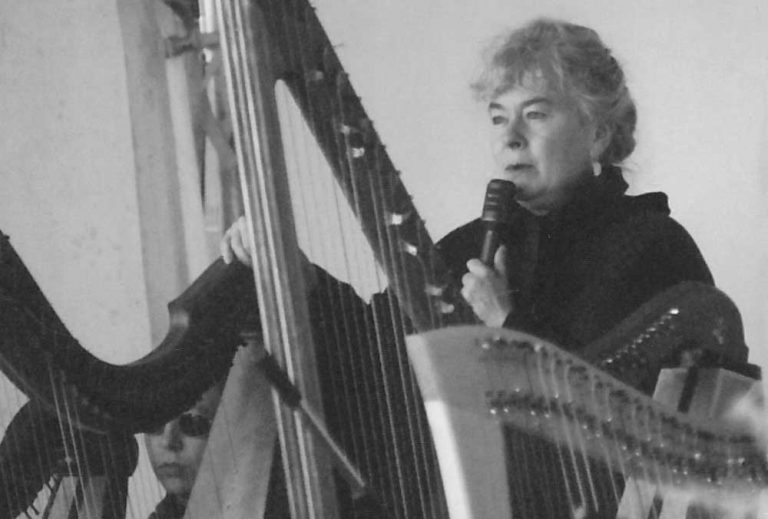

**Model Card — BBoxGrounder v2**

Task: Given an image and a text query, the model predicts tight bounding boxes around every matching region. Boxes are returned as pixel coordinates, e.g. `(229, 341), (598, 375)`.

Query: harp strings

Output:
(0, 321), (159, 518)
(0, 316), (75, 518)
(266, 1), (449, 517)
(0, 380), (36, 518)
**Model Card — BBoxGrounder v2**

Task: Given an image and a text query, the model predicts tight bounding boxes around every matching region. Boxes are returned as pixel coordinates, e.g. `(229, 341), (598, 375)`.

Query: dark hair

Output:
(471, 18), (637, 165)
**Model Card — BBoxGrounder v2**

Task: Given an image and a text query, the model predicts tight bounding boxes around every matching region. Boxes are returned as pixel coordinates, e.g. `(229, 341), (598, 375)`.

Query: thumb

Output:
(494, 245), (508, 278)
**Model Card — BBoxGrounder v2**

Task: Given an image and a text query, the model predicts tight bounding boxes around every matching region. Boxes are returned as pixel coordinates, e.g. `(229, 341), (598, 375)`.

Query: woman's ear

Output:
(590, 122), (613, 162)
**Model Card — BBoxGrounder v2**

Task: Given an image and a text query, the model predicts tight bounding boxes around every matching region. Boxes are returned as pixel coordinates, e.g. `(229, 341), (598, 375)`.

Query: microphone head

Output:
(481, 179), (517, 225)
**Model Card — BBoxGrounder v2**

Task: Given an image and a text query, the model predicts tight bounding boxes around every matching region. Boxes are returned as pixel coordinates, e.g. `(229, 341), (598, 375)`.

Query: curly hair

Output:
(471, 18), (637, 165)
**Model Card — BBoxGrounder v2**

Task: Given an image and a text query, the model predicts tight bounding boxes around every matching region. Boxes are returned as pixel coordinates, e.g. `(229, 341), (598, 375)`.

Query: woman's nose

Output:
(505, 118), (526, 149)
(159, 421), (184, 451)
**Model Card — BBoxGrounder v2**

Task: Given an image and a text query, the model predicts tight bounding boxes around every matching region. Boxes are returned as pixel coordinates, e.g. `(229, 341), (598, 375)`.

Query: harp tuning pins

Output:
(479, 336), (506, 351)
(712, 316), (727, 344)
(435, 301), (455, 314)
(337, 117), (372, 136)
(308, 69), (325, 82)
(338, 118), (374, 160)
(335, 70), (351, 88)
(425, 285), (455, 313)
(400, 241), (418, 256)
(693, 450), (703, 462)
(337, 125), (366, 157)
(358, 116), (373, 132)
(425, 284), (445, 297)
(385, 210), (412, 225)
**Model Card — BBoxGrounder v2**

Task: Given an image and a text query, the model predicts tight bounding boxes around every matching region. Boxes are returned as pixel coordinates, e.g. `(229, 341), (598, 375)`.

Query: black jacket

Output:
(437, 168), (713, 350)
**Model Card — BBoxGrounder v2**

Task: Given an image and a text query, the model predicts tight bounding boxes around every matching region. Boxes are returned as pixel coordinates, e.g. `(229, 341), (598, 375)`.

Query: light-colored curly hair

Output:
(471, 18), (637, 166)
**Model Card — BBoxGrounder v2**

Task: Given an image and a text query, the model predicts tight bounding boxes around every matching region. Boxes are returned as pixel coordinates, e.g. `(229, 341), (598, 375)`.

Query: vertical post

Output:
(211, 0), (339, 517)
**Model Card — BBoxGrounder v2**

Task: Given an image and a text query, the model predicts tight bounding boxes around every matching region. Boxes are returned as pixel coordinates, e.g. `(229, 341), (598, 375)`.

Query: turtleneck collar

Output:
(516, 165), (635, 236)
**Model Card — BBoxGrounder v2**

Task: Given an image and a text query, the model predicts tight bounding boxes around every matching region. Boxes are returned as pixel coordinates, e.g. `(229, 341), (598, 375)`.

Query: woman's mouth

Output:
(506, 163), (532, 172)
(156, 463), (184, 478)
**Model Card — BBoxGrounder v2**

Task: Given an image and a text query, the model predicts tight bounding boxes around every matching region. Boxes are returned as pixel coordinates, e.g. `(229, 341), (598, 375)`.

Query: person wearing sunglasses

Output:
(144, 384), (222, 519)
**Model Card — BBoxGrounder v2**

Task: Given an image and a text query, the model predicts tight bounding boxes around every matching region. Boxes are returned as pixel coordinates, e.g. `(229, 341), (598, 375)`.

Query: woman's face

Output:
(144, 385), (223, 504)
(488, 75), (605, 214)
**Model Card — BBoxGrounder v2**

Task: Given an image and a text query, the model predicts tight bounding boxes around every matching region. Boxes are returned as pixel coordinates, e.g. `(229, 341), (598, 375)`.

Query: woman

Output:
(449, 18), (712, 350)
(144, 380), (290, 519)
(145, 384), (223, 519)
(222, 17), (714, 518)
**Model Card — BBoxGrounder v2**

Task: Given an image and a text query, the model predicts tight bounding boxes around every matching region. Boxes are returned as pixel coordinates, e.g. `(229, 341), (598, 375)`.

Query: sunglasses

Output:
(146, 413), (213, 438)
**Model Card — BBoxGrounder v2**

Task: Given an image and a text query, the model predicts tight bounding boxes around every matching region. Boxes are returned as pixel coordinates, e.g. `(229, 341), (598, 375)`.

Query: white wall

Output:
(312, 0), (768, 369)
(0, 1), (151, 364)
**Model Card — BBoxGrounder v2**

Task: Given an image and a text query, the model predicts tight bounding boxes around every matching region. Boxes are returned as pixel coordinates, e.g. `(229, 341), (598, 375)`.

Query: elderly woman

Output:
(222, 17), (714, 519)
(453, 19), (712, 349)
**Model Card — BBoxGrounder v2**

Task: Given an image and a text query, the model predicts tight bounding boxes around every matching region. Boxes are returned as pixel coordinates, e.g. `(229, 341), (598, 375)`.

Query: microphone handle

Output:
(479, 227), (501, 266)
(479, 178), (517, 267)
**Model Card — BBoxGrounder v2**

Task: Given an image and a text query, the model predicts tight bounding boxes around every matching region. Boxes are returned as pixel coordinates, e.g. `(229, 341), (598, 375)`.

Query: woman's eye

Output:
(525, 110), (547, 120)
(490, 114), (506, 125)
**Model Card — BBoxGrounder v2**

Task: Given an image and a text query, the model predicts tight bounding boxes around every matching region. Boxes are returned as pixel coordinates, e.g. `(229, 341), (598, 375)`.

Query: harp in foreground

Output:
(407, 320), (763, 517)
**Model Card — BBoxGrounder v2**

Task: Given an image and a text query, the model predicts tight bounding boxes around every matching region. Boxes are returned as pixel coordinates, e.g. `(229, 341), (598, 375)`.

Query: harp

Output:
(0, 1), (763, 518)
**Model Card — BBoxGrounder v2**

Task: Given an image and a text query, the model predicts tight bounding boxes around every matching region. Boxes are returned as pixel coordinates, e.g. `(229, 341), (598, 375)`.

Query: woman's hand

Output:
(461, 246), (513, 327)
(220, 216), (252, 266)
(219, 217), (318, 289)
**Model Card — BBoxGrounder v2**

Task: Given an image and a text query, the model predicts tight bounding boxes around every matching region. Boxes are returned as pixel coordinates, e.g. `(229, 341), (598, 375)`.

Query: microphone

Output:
(479, 179), (518, 266)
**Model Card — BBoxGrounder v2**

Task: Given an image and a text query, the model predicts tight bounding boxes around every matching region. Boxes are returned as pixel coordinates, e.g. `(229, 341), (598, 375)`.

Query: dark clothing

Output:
(437, 168), (713, 349)
(147, 495), (185, 519)
(435, 168), (714, 518)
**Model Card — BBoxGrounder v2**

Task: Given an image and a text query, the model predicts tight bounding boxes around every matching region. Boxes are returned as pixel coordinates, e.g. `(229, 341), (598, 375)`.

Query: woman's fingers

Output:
(461, 258), (512, 327)
(220, 216), (253, 266)
(494, 245), (508, 278)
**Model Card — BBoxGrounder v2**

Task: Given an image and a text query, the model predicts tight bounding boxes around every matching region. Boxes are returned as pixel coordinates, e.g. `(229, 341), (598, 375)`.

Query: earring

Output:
(592, 161), (602, 177)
